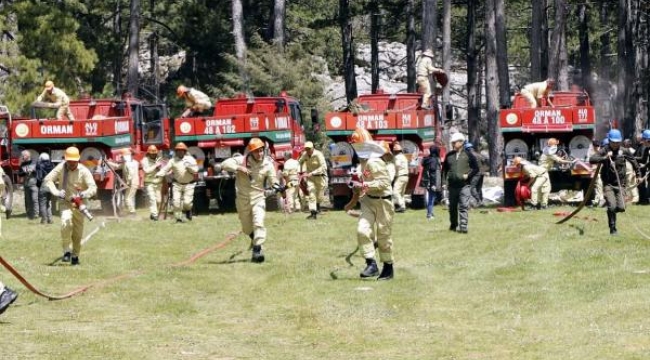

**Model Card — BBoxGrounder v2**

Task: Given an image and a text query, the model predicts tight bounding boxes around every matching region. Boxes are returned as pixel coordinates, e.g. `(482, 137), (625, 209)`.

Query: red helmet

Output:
(515, 181), (531, 206)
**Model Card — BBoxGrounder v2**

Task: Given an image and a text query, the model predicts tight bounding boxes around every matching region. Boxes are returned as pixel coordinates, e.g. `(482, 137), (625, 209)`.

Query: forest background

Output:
(0, 0), (648, 175)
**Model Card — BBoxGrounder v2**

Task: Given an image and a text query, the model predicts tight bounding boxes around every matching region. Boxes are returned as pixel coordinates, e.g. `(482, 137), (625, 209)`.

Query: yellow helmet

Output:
(64, 146), (81, 161)
(349, 128), (373, 144)
(176, 85), (188, 97)
(121, 148), (132, 156)
(380, 141), (391, 155)
(147, 145), (159, 155)
(304, 141), (314, 149)
(247, 138), (265, 152)
(174, 142), (188, 151)
(44, 80), (54, 90)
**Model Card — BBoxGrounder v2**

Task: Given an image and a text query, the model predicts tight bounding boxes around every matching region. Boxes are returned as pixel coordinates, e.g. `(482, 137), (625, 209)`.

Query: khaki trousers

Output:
(125, 185), (138, 213)
(417, 76), (431, 107)
(625, 161), (638, 203)
(392, 175), (408, 209)
(172, 182), (195, 219)
(520, 89), (538, 108)
(307, 175), (328, 211)
(357, 197), (394, 263)
(61, 209), (85, 256)
(284, 180), (301, 212)
(236, 198), (267, 246)
(145, 182), (162, 216)
(57, 105), (75, 121)
(530, 173), (551, 206)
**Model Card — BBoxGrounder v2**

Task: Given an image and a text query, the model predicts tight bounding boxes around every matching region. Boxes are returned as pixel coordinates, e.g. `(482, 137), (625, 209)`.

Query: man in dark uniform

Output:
(442, 133), (479, 234)
(635, 130), (650, 204)
(590, 129), (639, 235)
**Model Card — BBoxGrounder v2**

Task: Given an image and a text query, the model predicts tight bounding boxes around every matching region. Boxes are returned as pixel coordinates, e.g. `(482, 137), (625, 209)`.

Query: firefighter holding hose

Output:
(43, 146), (98, 265)
(220, 138), (279, 263)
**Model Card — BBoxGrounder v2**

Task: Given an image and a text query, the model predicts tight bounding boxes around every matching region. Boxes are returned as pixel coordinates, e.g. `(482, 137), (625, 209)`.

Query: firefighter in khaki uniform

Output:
(520, 78), (555, 108)
(44, 147), (97, 265)
(392, 142), (409, 212)
(156, 142), (199, 222)
(539, 138), (573, 170)
(299, 141), (328, 220)
(416, 50), (445, 109)
(107, 148), (140, 216)
(221, 138), (279, 263)
(345, 128), (395, 280)
(141, 145), (164, 220)
(177, 85), (212, 118)
(35, 80), (75, 121)
(513, 157), (551, 210)
(281, 151), (301, 213)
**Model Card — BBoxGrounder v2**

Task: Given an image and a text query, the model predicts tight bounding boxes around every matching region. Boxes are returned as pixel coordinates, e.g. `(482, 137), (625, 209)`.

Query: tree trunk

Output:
(421, 0), (437, 52)
(599, 1), (612, 79)
(530, 0), (547, 81)
(485, 0), (500, 176)
(617, 0), (636, 136)
(114, 0), (123, 95)
(578, 3), (592, 95)
(233, 0), (249, 92)
(466, 0), (480, 149)
(370, 0), (379, 93)
(127, 0), (140, 97)
(494, 0), (510, 108)
(623, 0), (636, 137)
(406, 0), (416, 93)
(272, 0), (285, 52)
(442, 0), (451, 119)
(548, 0), (568, 90)
(339, 0), (357, 103)
(634, 1), (648, 135)
(149, 0), (159, 101)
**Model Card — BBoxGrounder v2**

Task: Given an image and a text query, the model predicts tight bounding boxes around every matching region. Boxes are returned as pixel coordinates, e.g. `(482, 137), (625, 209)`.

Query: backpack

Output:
(36, 160), (54, 186)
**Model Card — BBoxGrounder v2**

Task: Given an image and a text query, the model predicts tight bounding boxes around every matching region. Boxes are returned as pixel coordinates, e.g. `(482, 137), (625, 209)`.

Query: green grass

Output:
(2, 203), (650, 359)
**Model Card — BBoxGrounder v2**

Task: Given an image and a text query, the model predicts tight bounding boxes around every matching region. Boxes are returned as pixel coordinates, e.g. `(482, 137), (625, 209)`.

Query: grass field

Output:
(1, 201), (650, 359)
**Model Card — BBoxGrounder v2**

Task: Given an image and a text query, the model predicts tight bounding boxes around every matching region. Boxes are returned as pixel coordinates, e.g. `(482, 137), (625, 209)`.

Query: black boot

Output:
(377, 263), (394, 280)
(0, 287), (18, 315)
(251, 245), (265, 263)
(306, 210), (318, 220)
(608, 211), (617, 235)
(317, 203), (321, 213)
(360, 258), (379, 278)
(185, 210), (193, 221)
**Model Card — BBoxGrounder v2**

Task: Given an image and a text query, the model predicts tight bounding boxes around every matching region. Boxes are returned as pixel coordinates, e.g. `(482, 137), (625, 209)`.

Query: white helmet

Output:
(39, 152), (50, 161)
(450, 132), (466, 143)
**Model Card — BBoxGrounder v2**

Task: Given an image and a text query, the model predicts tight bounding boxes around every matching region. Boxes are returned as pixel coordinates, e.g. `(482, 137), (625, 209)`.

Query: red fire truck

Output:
(3, 96), (171, 211)
(323, 92), (446, 209)
(499, 91), (596, 206)
(172, 92), (306, 210)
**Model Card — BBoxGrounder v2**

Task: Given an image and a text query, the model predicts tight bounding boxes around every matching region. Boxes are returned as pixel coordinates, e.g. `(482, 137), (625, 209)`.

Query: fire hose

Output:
(101, 157), (129, 219)
(556, 163), (601, 224)
(0, 230), (240, 301)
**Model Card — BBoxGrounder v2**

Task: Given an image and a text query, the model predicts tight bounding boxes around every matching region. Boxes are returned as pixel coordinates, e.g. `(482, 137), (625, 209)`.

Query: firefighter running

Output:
(299, 141), (328, 220)
(392, 142), (409, 213)
(106, 148), (140, 216)
(281, 151), (301, 213)
(589, 129), (639, 235)
(141, 145), (164, 221)
(43, 146), (98, 265)
(345, 128), (395, 280)
(220, 138), (279, 263)
(156, 142), (199, 223)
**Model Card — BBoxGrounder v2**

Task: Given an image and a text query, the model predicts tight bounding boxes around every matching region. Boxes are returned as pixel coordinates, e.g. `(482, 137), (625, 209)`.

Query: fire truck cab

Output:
(172, 92), (306, 211)
(500, 90), (596, 206)
(324, 92), (445, 209)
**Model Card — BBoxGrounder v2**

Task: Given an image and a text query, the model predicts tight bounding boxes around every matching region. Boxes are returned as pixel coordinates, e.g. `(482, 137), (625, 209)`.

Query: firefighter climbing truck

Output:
(500, 90), (596, 206)
(324, 92), (445, 209)
(4, 96), (171, 211)
(172, 92), (306, 210)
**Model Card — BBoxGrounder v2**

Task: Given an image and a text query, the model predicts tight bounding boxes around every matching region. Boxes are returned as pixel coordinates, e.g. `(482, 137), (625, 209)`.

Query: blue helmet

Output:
(601, 138), (609, 147)
(607, 129), (622, 143)
(642, 129), (650, 140)
(464, 142), (473, 150)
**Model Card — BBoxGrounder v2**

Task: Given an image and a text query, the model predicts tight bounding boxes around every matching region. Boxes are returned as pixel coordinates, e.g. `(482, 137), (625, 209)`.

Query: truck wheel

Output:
(2, 173), (13, 219)
(410, 194), (425, 209)
(333, 195), (351, 210)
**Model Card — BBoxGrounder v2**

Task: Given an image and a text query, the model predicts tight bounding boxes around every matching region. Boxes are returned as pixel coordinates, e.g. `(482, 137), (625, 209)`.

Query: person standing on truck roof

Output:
(520, 78), (555, 108)
(416, 49), (446, 109)
(156, 142), (199, 223)
(299, 141), (328, 220)
(177, 85), (212, 118)
(442, 132), (478, 233)
(345, 128), (395, 280)
(590, 129), (639, 235)
(36, 152), (55, 224)
(106, 148), (140, 217)
(219, 138), (279, 263)
(19, 150), (39, 220)
(35, 80), (75, 121)
(43, 146), (98, 266)
(281, 151), (301, 213)
(141, 145), (164, 220)
(392, 142), (409, 213)
(512, 156), (551, 210)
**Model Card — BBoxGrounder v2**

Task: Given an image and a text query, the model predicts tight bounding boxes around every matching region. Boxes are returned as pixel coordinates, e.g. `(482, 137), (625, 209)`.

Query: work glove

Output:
(58, 189), (66, 200)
